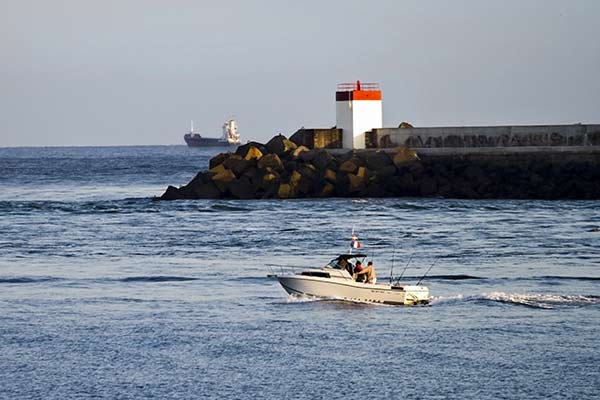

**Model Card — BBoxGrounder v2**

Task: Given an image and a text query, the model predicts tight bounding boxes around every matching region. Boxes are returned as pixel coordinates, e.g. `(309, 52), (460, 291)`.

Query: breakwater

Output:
(160, 134), (600, 200)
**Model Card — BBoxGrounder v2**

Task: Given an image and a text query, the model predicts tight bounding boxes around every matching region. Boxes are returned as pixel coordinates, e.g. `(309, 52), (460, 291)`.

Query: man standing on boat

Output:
(354, 261), (377, 284)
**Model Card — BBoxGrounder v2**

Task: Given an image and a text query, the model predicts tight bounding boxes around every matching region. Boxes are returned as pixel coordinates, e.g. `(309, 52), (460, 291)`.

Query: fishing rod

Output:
(389, 248), (396, 285)
(397, 252), (414, 283)
(416, 256), (439, 286)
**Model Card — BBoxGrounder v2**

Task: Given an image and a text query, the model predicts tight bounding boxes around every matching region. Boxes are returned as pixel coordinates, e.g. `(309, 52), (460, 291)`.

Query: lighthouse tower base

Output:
(335, 81), (383, 149)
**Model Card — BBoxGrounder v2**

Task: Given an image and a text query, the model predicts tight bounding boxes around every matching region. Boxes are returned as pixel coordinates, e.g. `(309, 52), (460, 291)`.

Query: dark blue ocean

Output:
(0, 145), (599, 399)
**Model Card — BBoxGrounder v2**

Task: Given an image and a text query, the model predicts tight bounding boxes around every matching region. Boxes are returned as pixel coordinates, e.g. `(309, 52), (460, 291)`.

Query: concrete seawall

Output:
(367, 124), (600, 153)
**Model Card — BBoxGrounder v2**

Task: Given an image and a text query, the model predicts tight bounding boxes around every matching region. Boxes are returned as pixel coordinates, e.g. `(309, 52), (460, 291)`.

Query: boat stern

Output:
(399, 285), (430, 305)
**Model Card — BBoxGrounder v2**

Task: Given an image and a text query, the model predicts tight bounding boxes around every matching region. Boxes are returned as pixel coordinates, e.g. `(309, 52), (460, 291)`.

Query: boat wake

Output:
(281, 292), (600, 309)
(430, 292), (600, 309)
(284, 295), (325, 304)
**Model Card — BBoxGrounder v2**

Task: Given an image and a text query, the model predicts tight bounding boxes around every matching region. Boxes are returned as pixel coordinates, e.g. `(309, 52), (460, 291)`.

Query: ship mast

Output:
(190, 120), (194, 134)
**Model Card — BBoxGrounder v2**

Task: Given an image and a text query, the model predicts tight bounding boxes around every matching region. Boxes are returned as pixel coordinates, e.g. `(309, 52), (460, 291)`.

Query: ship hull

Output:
(184, 134), (239, 148)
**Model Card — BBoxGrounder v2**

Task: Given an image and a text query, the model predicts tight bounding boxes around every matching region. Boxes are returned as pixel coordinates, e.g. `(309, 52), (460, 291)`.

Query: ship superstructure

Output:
(184, 119), (241, 147)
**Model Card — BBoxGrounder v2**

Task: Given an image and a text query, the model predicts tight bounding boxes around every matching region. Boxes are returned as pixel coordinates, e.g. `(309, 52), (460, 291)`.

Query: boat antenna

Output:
(416, 256), (439, 286)
(397, 252), (414, 283)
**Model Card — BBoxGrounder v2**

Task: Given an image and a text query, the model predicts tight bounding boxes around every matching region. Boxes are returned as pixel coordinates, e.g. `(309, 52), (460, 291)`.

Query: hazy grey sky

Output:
(1, 0), (599, 147)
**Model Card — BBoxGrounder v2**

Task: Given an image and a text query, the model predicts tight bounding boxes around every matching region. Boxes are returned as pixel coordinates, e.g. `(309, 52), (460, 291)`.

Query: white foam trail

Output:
(284, 294), (325, 303)
(429, 294), (466, 306)
(282, 292), (599, 308)
(430, 292), (600, 309)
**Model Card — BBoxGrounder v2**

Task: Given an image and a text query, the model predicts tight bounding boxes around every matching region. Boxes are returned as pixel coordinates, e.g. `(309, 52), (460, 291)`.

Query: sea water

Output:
(0, 146), (598, 399)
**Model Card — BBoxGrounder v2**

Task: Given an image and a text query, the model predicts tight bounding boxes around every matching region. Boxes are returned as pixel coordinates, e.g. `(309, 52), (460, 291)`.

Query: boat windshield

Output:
(325, 254), (366, 270)
(325, 260), (343, 269)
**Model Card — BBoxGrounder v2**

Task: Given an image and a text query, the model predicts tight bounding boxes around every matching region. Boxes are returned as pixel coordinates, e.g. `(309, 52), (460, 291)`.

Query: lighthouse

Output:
(335, 81), (382, 149)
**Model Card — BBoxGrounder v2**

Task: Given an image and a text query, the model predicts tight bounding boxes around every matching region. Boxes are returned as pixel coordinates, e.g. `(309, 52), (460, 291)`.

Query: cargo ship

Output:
(184, 119), (241, 147)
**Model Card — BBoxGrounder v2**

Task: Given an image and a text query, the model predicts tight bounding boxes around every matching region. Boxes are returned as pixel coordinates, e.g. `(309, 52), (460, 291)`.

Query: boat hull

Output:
(184, 134), (239, 148)
(277, 275), (429, 305)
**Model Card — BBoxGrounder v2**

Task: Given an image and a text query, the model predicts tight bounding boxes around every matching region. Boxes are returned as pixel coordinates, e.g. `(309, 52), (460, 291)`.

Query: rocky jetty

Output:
(160, 134), (600, 200)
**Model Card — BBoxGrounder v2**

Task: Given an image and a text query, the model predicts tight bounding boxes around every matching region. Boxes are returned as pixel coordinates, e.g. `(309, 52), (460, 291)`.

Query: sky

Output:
(1, 0), (599, 147)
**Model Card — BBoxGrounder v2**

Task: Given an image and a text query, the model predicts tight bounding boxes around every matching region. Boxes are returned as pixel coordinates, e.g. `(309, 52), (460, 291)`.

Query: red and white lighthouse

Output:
(335, 81), (383, 149)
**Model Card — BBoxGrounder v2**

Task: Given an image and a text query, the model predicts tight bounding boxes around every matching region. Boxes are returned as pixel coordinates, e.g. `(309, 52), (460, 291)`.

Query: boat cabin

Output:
(327, 253), (366, 272)
(297, 254), (368, 280)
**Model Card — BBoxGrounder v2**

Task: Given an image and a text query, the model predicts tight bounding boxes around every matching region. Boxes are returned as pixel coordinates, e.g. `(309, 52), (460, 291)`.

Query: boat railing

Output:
(267, 264), (302, 277)
(266, 264), (354, 280)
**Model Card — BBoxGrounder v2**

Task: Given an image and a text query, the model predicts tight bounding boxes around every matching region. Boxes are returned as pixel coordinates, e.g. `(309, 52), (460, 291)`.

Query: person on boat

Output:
(353, 260), (365, 282)
(354, 261), (377, 284)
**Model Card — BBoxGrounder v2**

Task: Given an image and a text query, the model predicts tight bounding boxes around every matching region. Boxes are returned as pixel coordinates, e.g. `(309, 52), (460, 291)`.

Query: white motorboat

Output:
(272, 253), (430, 306)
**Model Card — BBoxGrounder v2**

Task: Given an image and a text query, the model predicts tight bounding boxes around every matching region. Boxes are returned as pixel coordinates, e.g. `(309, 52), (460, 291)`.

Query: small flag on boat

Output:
(351, 234), (361, 249)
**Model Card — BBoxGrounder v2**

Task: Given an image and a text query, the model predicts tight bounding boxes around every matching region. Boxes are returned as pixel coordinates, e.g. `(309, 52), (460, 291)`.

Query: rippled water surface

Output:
(1, 146), (599, 399)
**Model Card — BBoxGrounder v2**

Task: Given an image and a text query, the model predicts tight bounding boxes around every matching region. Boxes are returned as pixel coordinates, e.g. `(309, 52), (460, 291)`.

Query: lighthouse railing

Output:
(336, 82), (380, 91)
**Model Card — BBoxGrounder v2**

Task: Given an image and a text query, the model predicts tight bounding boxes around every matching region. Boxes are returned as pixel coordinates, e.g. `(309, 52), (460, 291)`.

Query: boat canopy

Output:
(335, 254), (367, 260)
(326, 254), (367, 270)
